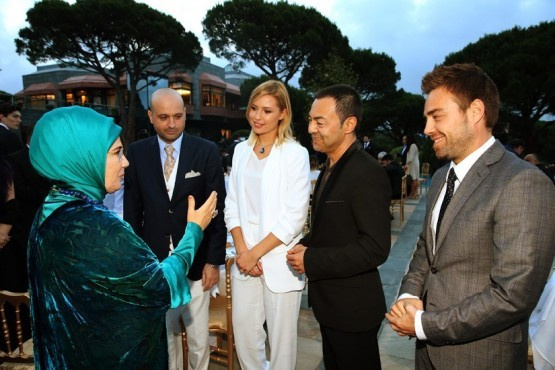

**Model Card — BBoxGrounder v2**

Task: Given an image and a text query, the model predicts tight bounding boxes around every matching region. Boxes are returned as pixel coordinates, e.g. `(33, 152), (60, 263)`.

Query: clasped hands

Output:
(235, 249), (263, 277)
(385, 298), (423, 338)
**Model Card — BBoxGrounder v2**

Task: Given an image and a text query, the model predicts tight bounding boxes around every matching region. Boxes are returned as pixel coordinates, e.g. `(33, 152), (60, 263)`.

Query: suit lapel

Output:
(172, 133), (193, 203)
(147, 137), (170, 202)
(434, 141), (505, 253)
(311, 143), (359, 230)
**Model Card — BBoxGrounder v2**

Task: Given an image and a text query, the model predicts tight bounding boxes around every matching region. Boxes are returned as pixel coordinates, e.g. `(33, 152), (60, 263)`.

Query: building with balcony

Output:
(16, 57), (254, 142)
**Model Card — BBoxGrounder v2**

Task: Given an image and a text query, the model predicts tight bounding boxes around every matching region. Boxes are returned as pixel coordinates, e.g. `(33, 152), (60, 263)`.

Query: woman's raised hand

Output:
(187, 191), (218, 231)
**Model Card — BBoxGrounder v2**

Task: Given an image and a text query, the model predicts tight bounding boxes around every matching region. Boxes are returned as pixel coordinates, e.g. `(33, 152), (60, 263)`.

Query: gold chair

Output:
(180, 257), (235, 369)
(419, 162), (430, 195)
(390, 175), (407, 223)
(208, 257), (235, 369)
(0, 291), (33, 365)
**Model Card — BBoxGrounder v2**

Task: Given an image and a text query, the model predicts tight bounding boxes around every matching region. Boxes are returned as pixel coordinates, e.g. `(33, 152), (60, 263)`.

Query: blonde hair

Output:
(246, 80), (293, 146)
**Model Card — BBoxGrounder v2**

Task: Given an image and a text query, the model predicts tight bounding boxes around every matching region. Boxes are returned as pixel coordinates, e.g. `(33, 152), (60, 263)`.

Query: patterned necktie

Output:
(436, 168), (457, 238)
(163, 144), (175, 181)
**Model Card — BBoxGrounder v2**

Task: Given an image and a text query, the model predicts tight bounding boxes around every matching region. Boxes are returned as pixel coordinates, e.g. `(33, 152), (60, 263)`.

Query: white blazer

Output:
(224, 139), (310, 293)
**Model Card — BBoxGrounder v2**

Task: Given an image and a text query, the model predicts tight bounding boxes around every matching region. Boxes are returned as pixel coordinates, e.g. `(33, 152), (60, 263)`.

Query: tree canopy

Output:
(444, 21), (555, 142)
(202, 0), (349, 85)
(16, 0), (203, 142)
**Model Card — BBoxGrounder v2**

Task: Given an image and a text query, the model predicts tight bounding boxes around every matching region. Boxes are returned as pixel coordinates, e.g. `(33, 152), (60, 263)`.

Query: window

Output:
(202, 85), (225, 108)
(170, 82), (193, 105)
(66, 92), (74, 105)
(29, 94), (56, 109)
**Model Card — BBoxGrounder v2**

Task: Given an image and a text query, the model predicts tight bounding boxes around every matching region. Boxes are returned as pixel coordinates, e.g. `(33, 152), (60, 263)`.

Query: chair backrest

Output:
(0, 290), (33, 363)
(401, 175), (407, 199)
(421, 162), (430, 176)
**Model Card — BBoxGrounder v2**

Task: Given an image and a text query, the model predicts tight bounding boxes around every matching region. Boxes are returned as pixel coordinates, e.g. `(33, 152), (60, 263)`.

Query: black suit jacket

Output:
(301, 142), (391, 332)
(0, 126), (23, 157)
(7, 147), (51, 236)
(124, 133), (226, 280)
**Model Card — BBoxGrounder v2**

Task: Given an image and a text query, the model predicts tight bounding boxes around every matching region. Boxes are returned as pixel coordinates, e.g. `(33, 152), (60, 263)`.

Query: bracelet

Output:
(207, 263), (219, 269)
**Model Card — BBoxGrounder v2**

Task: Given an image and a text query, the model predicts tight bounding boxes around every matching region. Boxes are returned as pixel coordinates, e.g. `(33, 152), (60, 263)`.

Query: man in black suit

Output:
(7, 122), (51, 237)
(124, 88), (226, 370)
(381, 153), (405, 199)
(362, 134), (377, 158)
(0, 103), (23, 157)
(287, 85), (391, 369)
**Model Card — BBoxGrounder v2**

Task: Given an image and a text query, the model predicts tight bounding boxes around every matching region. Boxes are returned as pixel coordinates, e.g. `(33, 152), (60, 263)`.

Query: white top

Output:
(245, 153), (268, 223)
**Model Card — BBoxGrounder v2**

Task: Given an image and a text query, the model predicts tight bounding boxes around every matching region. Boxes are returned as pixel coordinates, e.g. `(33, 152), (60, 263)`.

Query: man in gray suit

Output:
(386, 63), (555, 369)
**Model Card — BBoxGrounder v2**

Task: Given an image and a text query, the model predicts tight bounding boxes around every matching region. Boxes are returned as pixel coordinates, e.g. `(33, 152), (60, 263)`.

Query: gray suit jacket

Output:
(400, 140), (555, 369)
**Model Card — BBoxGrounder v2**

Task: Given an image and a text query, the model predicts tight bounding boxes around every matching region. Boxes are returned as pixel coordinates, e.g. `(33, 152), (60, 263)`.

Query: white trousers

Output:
(232, 274), (302, 370)
(167, 278), (211, 370)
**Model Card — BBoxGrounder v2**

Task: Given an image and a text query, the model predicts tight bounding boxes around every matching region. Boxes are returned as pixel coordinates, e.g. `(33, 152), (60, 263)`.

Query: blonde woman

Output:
(224, 80), (310, 369)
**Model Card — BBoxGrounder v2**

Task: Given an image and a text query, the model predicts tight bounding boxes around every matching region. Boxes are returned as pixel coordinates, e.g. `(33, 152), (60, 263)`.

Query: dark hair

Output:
(0, 103), (19, 117)
(382, 154), (394, 161)
(0, 158), (13, 206)
(315, 84), (362, 125)
(309, 155), (320, 170)
(405, 134), (416, 147)
(421, 63), (500, 129)
(508, 138), (525, 148)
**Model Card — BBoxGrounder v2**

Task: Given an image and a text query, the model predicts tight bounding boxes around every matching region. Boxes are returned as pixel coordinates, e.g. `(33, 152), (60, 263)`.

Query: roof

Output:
(199, 72), (227, 89)
(169, 72), (193, 83)
(58, 75), (126, 89)
(24, 82), (58, 95)
(225, 83), (240, 95)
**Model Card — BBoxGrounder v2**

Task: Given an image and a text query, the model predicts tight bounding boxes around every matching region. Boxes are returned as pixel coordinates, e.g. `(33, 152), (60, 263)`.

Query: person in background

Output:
(386, 63), (555, 370)
(287, 84), (391, 370)
(381, 153), (404, 200)
(28, 106), (218, 369)
(524, 153), (555, 185)
(403, 134), (420, 198)
(0, 103), (23, 157)
(225, 80), (310, 370)
(505, 138), (525, 158)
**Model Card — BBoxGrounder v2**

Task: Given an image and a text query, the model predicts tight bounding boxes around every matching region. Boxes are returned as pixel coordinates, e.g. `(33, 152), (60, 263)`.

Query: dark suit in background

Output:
(7, 147), (51, 236)
(0, 126), (23, 157)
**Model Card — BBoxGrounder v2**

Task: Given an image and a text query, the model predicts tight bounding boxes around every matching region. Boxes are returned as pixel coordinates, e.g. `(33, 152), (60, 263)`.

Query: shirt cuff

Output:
(415, 310), (427, 340)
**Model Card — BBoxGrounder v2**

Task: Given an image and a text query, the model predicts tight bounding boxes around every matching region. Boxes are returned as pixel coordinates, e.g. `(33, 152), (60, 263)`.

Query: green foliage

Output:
(363, 89), (425, 142)
(15, 0), (203, 142)
(202, 0), (349, 84)
(299, 54), (357, 94)
(351, 49), (400, 100)
(444, 21), (555, 141)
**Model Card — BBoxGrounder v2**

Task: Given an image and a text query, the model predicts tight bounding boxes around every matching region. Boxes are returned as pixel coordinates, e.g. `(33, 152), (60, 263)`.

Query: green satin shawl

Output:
(29, 106), (121, 225)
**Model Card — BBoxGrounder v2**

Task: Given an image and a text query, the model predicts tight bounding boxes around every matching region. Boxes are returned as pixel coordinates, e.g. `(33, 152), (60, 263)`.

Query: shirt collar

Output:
(0, 123), (8, 130)
(449, 136), (495, 182)
(157, 133), (183, 157)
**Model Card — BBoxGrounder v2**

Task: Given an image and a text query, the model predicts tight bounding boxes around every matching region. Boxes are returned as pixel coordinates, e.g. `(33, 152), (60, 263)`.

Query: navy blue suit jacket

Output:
(124, 133), (226, 280)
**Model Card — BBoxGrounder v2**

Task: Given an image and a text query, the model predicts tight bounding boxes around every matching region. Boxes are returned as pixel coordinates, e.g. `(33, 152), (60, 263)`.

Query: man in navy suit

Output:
(124, 88), (226, 370)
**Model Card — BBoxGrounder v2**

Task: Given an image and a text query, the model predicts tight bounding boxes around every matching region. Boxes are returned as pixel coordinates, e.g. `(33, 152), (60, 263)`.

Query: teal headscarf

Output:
(30, 106), (122, 225)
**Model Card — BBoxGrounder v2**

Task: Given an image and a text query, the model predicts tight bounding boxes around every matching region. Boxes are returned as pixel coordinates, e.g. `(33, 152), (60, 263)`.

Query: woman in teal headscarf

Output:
(28, 106), (217, 369)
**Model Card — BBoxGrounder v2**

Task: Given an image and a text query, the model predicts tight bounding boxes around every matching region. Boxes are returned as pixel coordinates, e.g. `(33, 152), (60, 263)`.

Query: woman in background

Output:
(225, 80), (310, 370)
(403, 134), (420, 198)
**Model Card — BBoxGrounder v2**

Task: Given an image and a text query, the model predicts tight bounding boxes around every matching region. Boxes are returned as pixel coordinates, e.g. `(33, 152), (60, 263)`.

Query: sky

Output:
(0, 0), (554, 95)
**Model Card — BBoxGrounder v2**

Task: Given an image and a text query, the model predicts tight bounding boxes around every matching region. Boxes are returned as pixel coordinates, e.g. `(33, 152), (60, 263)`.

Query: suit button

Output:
(431, 267), (438, 274)
(169, 208), (174, 214)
